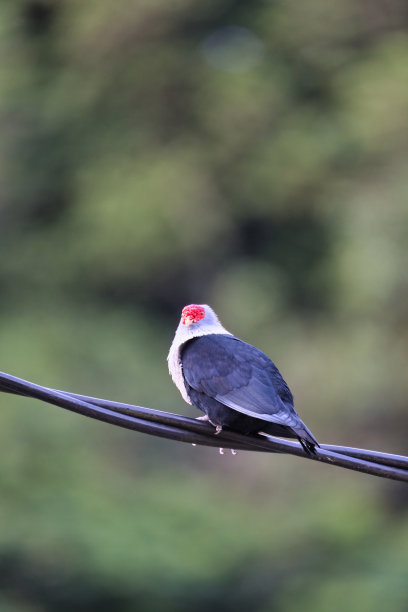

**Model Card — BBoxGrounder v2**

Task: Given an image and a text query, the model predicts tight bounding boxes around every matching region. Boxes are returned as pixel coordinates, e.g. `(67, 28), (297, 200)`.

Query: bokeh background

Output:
(1, 1), (408, 610)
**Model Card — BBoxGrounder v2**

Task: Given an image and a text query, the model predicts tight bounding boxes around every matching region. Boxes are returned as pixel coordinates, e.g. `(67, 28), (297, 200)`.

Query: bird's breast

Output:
(167, 340), (192, 405)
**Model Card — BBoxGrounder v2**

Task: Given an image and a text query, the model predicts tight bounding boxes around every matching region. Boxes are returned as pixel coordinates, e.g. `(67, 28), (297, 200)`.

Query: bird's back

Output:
(181, 334), (318, 450)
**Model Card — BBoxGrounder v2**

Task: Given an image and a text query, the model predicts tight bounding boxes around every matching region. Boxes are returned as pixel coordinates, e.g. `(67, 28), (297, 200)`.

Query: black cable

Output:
(64, 391), (408, 470)
(0, 370), (407, 482)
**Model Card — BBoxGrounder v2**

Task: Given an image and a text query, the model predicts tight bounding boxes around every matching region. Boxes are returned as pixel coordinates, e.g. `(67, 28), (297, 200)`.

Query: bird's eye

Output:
(201, 311), (204, 316)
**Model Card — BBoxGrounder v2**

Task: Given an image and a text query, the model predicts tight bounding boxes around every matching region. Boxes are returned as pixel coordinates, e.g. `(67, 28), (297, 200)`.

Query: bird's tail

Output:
(293, 422), (320, 455)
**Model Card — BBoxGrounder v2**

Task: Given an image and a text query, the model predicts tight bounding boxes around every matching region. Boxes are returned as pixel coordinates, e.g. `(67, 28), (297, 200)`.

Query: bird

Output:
(168, 304), (319, 454)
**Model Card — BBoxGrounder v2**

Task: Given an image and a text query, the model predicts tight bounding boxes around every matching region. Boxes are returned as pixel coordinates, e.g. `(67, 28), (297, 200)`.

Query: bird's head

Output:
(181, 304), (206, 327)
(178, 304), (229, 335)
(168, 303), (231, 365)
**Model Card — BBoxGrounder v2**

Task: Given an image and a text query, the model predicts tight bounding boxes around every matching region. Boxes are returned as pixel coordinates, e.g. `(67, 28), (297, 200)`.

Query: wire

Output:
(0, 370), (407, 482)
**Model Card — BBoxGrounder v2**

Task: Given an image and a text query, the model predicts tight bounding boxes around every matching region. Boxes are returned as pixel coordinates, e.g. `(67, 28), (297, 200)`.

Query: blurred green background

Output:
(0, 1), (408, 610)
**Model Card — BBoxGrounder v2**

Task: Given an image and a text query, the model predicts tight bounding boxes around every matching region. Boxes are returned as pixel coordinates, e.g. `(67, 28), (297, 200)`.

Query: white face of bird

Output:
(174, 304), (231, 338)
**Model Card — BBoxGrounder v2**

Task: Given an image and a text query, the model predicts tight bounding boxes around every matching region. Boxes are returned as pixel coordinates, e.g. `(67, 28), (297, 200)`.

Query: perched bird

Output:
(168, 304), (319, 454)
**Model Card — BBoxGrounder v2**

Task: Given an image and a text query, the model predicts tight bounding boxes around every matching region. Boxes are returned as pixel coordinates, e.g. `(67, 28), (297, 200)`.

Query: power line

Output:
(0, 370), (407, 482)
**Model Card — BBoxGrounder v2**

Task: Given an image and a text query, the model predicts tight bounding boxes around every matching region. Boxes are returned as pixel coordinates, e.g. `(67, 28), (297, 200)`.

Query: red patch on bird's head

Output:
(182, 304), (205, 326)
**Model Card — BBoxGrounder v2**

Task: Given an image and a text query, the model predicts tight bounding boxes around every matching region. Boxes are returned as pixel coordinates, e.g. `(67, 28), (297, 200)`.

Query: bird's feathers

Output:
(181, 334), (301, 429)
(168, 304), (318, 449)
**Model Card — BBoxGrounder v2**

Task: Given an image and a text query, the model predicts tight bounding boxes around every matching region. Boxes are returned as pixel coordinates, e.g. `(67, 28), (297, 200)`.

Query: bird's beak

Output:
(184, 317), (193, 327)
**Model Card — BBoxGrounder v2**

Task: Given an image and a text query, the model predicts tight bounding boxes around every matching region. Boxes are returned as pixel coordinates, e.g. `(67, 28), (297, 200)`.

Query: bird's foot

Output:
(219, 448), (237, 455)
(197, 415), (222, 432)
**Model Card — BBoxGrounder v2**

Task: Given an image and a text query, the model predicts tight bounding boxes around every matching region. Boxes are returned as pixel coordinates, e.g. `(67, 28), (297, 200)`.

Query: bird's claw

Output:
(219, 448), (237, 455)
(215, 425), (223, 435)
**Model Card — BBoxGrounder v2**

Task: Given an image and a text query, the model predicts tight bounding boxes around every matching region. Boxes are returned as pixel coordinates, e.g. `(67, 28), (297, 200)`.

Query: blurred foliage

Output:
(0, 0), (408, 610)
